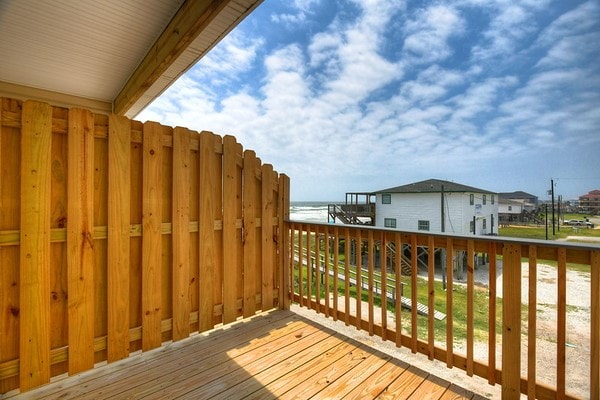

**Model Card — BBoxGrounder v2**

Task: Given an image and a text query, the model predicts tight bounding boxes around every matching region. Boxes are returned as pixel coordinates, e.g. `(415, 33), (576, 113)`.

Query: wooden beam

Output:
(113, 0), (231, 116)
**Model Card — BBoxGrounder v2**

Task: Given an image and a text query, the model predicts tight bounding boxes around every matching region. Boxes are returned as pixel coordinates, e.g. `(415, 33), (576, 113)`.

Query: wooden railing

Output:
(286, 221), (600, 400)
(0, 98), (290, 394)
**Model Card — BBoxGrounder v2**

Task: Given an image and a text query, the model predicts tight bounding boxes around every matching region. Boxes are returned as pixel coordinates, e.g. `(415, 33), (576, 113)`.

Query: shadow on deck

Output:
(5, 309), (489, 400)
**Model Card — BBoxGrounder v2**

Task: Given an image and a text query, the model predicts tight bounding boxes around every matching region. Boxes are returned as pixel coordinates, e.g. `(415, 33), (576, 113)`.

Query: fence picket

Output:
(172, 127), (191, 341)
(67, 108), (95, 373)
(19, 100), (52, 390)
(107, 114), (131, 362)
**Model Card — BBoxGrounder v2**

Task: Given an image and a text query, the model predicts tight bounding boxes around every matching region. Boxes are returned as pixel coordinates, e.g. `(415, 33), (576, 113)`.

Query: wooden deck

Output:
(6, 310), (484, 400)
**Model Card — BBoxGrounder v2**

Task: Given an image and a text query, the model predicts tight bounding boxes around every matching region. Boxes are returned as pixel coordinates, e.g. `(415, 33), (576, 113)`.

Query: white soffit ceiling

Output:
(0, 0), (262, 116)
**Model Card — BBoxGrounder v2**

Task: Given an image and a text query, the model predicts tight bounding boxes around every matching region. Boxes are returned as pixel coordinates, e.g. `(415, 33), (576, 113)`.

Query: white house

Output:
(373, 179), (499, 236)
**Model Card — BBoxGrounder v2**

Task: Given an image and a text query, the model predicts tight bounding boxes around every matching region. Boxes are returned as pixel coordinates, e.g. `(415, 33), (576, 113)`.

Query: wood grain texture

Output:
(141, 121), (162, 351)
(19, 100), (52, 390)
(242, 150), (258, 317)
(107, 114), (131, 362)
(67, 107), (95, 374)
(172, 127), (191, 341)
(261, 163), (274, 311)
(502, 243), (522, 399)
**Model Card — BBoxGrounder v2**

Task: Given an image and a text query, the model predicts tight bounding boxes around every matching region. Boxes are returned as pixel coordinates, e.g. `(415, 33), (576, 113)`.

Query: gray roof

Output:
(374, 179), (496, 195)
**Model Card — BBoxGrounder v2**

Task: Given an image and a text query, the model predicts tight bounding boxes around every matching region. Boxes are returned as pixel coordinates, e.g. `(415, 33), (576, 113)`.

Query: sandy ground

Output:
(295, 259), (592, 399)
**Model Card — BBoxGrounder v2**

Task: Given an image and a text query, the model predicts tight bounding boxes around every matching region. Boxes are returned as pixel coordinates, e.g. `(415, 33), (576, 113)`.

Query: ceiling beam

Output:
(113, 0), (231, 116)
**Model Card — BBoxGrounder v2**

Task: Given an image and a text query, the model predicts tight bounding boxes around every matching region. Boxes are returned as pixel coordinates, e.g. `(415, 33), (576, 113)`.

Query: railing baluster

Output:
(488, 241), (497, 385)
(381, 232), (388, 341)
(333, 226), (340, 321)
(306, 225), (312, 310)
(298, 224), (304, 307)
(502, 243), (522, 399)
(356, 230), (362, 331)
(557, 248), (567, 398)
(527, 245), (537, 398)
(324, 225), (330, 318)
(368, 230), (375, 336)
(446, 237), (454, 368)
(428, 236), (435, 360)
(344, 227), (351, 327)
(395, 232), (403, 348)
(314, 227), (320, 314)
(410, 234), (418, 353)
(467, 240), (474, 376)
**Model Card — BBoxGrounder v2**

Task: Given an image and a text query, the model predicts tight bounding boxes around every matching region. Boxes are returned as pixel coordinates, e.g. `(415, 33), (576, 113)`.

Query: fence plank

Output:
(19, 100), (52, 390)
(367, 230), (374, 336)
(261, 164), (275, 311)
(502, 243), (522, 399)
(222, 136), (239, 324)
(242, 150), (258, 317)
(172, 127), (191, 341)
(142, 121), (163, 350)
(67, 108), (95, 374)
(0, 98), (21, 393)
(198, 131), (221, 331)
(107, 114), (131, 362)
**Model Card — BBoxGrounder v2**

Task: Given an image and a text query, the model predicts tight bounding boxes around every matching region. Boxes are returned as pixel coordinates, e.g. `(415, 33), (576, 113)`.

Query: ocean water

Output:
(289, 201), (331, 223)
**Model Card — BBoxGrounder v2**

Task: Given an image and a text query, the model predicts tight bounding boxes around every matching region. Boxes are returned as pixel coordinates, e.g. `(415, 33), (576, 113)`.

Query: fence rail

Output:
(0, 98), (290, 394)
(287, 221), (600, 400)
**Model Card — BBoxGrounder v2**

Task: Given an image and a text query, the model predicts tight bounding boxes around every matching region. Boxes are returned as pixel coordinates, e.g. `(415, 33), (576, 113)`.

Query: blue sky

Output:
(138, 0), (600, 201)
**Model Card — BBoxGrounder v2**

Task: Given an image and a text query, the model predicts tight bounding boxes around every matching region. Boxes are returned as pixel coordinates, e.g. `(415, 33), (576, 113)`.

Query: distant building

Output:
(579, 190), (600, 213)
(498, 198), (525, 225)
(372, 179), (499, 236)
(498, 191), (538, 211)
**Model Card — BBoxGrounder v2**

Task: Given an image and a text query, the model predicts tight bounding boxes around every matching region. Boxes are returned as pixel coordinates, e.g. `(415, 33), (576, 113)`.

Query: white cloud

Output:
(403, 5), (465, 63)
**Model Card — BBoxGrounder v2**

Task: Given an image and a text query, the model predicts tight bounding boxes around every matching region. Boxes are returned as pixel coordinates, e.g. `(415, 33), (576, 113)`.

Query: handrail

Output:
(286, 220), (600, 400)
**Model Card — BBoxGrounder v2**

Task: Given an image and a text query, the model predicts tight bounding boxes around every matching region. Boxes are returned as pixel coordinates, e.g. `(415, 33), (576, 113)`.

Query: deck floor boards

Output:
(7, 310), (482, 400)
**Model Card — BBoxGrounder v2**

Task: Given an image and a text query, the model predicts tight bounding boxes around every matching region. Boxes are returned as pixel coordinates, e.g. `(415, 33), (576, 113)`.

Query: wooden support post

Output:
(19, 100), (52, 390)
(107, 114), (131, 362)
(67, 108), (95, 373)
(278, 174), (290, 310)
(502, 243), (522, 399)
(172, 127), (191, 341)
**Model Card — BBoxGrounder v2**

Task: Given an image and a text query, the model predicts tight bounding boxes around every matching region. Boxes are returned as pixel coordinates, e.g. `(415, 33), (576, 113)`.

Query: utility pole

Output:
(558, 195), (561, 232)
(551, 178), (555, 235)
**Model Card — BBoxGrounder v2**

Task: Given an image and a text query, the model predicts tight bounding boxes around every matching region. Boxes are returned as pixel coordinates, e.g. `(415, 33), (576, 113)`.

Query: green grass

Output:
(499, 225), (600, 241)
(294, 263), (507, 344)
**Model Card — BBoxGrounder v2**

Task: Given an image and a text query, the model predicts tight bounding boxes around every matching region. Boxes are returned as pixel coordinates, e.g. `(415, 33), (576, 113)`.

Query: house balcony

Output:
(1, 98), (599, 399)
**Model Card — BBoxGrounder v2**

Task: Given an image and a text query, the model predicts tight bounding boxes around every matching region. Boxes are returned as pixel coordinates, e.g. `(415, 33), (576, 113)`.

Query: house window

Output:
(483, 219), (487, 229)
(470, 221), (475, 233)
(508, 205), (512, 211)
(418, 220), (430, 231)
(483, 195), (487, 205)
(470, 194), (474, 205)
(382, 194), (391, 204)
(384, 218), (396, 228)
(491, 195), (495, 205)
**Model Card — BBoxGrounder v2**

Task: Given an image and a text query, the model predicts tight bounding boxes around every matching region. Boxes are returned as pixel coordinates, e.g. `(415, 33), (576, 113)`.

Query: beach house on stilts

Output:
(1, 2), (598, 399)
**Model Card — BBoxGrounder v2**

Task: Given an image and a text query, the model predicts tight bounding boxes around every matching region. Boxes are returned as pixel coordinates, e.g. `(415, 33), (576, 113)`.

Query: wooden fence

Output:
(0, 98), (290, 394)
(289, 222), (600, 400)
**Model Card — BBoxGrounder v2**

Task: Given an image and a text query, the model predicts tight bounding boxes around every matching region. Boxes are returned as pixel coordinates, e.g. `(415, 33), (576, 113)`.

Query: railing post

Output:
(502, 243), (522, 399)
(279, 174), (290, 310)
